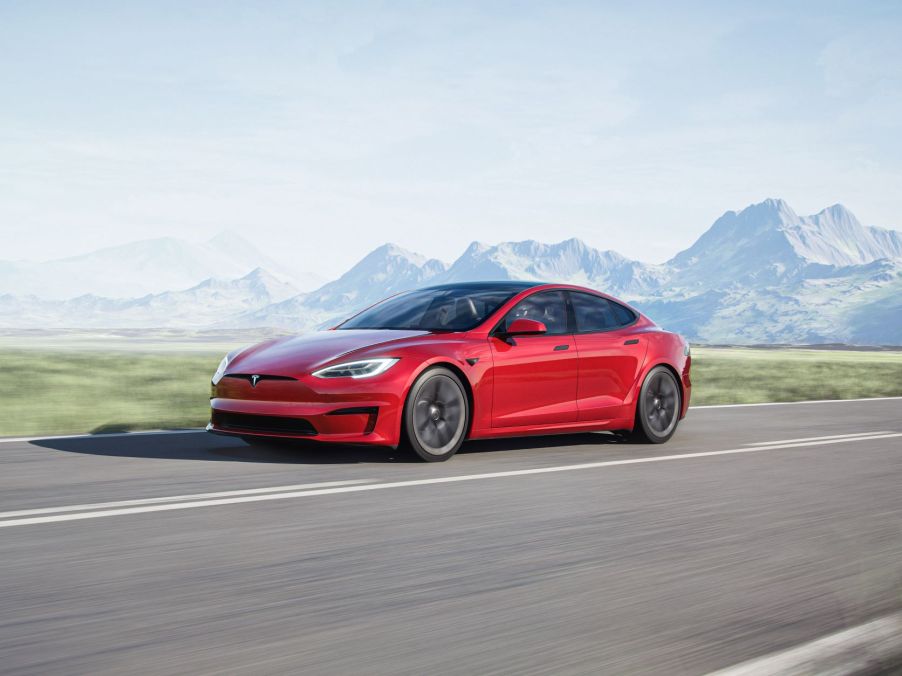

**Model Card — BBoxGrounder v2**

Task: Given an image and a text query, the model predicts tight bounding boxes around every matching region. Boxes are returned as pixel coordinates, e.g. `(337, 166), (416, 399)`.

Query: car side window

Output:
(570, 292), (636, 332)
(499, 291), (569, 335)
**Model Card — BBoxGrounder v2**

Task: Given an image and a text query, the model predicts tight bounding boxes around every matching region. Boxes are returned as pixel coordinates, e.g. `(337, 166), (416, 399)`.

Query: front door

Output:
(489, 290), (578, 427)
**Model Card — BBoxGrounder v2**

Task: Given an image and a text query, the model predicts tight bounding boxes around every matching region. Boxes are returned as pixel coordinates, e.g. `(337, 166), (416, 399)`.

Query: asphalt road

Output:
(1, 399), (901, 675)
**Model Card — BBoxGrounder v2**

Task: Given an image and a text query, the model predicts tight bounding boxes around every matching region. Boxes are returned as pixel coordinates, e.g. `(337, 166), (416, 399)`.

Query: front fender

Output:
(400, 345), (493, 438)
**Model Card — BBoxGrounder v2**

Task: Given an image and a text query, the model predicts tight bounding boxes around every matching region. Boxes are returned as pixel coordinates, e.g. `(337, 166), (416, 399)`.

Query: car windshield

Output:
(338, 283), (533, 332)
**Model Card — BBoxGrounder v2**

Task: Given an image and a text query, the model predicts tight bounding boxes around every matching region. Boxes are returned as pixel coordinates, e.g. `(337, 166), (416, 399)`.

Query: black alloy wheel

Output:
(404, 367), (469, 462)
(633, 366), (681, 443)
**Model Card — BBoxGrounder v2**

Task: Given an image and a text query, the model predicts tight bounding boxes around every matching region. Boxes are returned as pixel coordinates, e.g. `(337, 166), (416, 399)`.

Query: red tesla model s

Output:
(208, 282), (691, 461)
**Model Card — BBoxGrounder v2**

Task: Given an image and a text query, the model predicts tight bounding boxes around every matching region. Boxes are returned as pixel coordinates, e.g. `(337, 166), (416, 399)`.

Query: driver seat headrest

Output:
(455, 297), (478, 321)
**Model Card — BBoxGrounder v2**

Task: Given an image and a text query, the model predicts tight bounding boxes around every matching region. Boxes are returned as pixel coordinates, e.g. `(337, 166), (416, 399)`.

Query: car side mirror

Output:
(505, 318), (548, 336)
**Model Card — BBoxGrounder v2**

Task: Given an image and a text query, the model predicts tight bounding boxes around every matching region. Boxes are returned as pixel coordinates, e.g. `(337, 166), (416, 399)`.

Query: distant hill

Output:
(0, 231), (323, 299)
(2, 199), (900, 344)
(0, 268), (298, 328)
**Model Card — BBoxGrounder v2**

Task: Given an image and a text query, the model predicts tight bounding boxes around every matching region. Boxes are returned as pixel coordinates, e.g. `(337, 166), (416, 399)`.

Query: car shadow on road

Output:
(29, 429), (634, 465)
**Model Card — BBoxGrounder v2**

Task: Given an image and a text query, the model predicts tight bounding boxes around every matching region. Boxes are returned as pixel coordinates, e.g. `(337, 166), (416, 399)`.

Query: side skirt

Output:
(468, 417), (634, 440)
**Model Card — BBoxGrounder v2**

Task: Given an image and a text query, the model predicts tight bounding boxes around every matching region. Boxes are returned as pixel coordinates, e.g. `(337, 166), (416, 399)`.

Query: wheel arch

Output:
(636, 359), (686, 418)
(631, 359), (686, 420)
(658, 362), (685, 414)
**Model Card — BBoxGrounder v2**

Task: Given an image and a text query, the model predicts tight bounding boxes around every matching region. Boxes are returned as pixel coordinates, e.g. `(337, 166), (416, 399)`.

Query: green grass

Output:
(1, 346), (901, 437)
(689, 347), (902, 405)
(0, 350), (221, 437)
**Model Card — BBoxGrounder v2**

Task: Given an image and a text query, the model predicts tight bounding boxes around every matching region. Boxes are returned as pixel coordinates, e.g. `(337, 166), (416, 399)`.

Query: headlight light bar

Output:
(212, 353), (231, 385)
(312, 358), (399, 379)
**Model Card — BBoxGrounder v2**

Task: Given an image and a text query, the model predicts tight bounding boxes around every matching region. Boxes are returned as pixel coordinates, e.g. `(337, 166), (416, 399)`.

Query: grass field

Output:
(689, 347), (902, 405)
(1, 343), (901, 438)
(0, 350), (221, 437)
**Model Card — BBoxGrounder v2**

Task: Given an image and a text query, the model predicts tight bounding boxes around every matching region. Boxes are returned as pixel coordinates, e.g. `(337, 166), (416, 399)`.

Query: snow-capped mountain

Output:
(227, 244), (447, 330)
(795, 204), (902, 265)
(635, 199), (902, 343)
(0, 231), (323, 300)
(667, 198), (902, 290)
(2, 199), (900, 344)
(302, 244), (446, 311)
(436, 238), (665, 296)
(239, 199), (902, 343)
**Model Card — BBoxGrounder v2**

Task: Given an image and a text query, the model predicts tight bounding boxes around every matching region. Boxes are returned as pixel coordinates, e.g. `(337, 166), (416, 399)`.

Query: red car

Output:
(208, 282), (691, 461)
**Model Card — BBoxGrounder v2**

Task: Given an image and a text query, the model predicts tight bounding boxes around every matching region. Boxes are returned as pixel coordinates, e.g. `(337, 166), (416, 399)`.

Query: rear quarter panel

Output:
(626, 328), (691, 420)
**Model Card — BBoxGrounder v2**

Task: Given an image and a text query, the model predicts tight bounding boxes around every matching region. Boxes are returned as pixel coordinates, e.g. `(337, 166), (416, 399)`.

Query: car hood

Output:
(227, 329), (429, 377)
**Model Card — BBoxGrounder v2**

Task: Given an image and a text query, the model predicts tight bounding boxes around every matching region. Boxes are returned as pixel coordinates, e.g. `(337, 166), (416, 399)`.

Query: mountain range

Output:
(0, 268), (299, 329)
(0, 231), (323, 300)
(2, 199), (901, 345)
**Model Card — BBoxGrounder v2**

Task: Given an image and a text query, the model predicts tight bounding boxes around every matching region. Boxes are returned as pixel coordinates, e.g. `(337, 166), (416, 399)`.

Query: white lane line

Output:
(2, 432), (900, 530)
(745, 431), (895, 446)
(0, 480), (375, 519)
(706, 611), (902, 675)
(0, 429), (204, 444)
(693, 396), (902, 409)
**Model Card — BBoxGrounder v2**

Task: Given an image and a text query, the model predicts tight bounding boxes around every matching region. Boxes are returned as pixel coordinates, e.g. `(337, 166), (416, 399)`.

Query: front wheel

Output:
(632, 366), (681, 443)
(403, 367), (469, 462)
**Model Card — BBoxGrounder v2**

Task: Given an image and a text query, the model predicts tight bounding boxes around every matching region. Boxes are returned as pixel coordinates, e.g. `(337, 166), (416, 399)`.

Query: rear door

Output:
(570, 292), (648, 421)
(489, 290), (578, 427)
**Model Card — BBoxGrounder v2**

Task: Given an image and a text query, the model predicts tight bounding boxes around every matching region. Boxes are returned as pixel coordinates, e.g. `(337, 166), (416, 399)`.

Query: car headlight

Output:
(312, 358), (399, 379)
(212, 353), (231, 385)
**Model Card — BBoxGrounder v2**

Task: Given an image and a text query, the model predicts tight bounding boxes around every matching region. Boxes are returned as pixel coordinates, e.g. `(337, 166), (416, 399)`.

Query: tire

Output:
(632, 366), (682, 443)
(403, 367), (469, 462)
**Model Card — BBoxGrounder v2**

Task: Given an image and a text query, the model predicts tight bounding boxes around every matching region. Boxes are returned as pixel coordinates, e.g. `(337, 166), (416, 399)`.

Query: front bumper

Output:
(207, 374), (405, 446)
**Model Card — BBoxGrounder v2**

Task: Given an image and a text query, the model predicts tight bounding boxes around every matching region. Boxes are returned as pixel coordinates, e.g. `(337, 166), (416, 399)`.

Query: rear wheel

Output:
(632, 366), (681, 443)
(403, 367), (469, 462)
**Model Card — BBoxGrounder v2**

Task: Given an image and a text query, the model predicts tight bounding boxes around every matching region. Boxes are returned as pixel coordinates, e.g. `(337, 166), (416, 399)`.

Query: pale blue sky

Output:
(2, 1), (900, 277)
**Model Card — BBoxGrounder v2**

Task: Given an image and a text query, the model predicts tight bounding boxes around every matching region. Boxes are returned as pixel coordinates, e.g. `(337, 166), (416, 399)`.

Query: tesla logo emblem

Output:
(250, 375), (261, 387)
